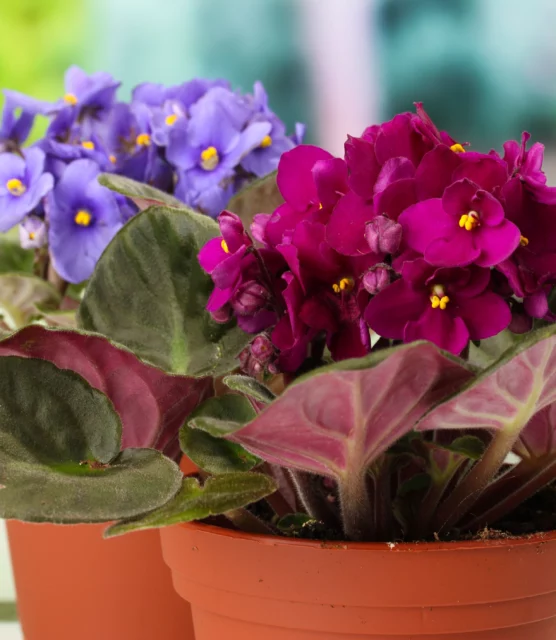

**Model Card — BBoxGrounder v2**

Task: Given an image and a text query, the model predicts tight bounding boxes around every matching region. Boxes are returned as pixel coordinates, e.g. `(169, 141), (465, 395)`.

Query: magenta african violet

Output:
(201, 104), (556, 365)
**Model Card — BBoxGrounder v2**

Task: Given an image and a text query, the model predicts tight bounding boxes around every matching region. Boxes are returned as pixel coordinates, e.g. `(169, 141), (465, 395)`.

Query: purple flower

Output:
(166, 95), (271, 203)
(47, 159), (123, 283)
(240, 82), (295, 177)
(19, 214), (47, 249)
(56, 66), (120, 116)
(0, 149), (53, 232)
(364, 258), (511, 354)
(399, 178), (520, 268)
(1, 90), (47, 152)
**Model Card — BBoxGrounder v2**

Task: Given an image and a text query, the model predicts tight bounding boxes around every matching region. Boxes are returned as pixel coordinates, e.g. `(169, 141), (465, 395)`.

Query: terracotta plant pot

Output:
(161, 521), (556, 639)
(7, 521), (194, 640)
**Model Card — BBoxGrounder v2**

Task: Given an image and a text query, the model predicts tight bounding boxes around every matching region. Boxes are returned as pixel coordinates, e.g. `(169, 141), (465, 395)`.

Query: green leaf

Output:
(98, 173), (187, 211)
(468, 330), (523, 369)
(78, 206), (250, 376)
(0, 242), (34, 274)
(33, 308), (77, 328)
(180, 425), (260, 474)
(0, 273), (61, 330)
(0, 356), (182, 523)
(105, 472), (277, 537)
(276, 512), (315, 534)
(187, 394), (257, 437)
(223, 374), (276, 403)
(227, 171), (283, 223)
(446, 436), (486, 460)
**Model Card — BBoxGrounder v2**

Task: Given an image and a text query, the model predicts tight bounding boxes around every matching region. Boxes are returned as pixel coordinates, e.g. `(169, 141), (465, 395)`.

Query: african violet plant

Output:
(0, 66), (298, 333)
(2, 104), (556, 543)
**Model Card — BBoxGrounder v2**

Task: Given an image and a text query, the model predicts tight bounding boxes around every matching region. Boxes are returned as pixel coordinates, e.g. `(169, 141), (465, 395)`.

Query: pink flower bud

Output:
(365, 216), (402, 254)
(362, 266), (391, 295)
(231, 280), (270, 316)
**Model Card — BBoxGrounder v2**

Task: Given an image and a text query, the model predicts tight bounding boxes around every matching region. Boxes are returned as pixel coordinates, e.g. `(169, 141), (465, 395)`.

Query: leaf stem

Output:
(289, 470), (339, 528)
(432, 428), (520, 533)
(225, 508), (275, 535)
(339, 472), (374, 541)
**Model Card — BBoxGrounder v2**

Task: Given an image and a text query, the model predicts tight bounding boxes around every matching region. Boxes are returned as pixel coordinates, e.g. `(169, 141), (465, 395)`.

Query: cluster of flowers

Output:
(201, 104), (556, 372)
(0, 66), (300, 283)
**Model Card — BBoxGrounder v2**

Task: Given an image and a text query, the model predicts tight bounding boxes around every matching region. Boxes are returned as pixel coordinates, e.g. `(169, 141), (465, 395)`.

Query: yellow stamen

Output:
(450, 143), (465, 154)
(458, 210), (479, 231)
(520, 235), (529, 247)
(200, 146), (219, 171)
(221, 239), (229, 253)
(109, 154), (117, 164)
(318, 202), (323, 210)
(64, 93), (78, 106)
(136, 133), (151, 147)
(260, 135), (272, 149)
(81, 140), (95, 150)
(29, 232), (35, 241)
(332, 277), (354, 294)
(74, 210), (92, 227)
(430, 294), (450, 310)
(165, 113), (179, 126)
(6, 178), (26, 196)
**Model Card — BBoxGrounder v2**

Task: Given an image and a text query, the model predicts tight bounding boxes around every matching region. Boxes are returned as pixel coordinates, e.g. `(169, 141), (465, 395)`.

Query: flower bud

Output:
(19, 215), (47, 249)
(231, 280), (270, 316)
(210, 305), (233, 324)
(251, 334), (274, 365)
(362, 266), (391, 295)
(365, 216), (402, 254)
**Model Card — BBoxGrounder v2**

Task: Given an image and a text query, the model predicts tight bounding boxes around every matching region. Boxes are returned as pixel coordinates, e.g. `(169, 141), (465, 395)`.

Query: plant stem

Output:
(464, 457), (556, 530)
(432, 428), (520, 533)
(289, 470), (339, 528)
(372, 460), (393, 541)
(339, 472), (374, 541)
(47, 260), (68, 298)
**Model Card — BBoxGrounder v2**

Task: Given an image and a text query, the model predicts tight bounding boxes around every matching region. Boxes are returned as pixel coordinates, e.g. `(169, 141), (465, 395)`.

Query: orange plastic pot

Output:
(7, 520), (194, 640)
(161, 521), (556, 639)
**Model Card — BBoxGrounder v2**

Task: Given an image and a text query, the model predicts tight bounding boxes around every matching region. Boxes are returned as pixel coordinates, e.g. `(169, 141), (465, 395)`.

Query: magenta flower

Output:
(364, 258), (511, 355)
(399, 177), (520, 268)
(259, 145), (348, 248)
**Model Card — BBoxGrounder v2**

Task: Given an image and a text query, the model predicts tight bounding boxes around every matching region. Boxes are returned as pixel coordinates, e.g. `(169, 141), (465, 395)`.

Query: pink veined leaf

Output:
(0, 326), (213, 459)
(514, 403), (556, 460)
(229, 342), (472, 480)
(416, 326), (556, 437)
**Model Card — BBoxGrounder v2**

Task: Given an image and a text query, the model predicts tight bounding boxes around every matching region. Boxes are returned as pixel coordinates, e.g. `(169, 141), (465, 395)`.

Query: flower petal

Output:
(398, 199), (452, 253)
(404, 306), (470, 355)
(415, 145), (463, 200)
(454, 292), (511, 339)
(425, 231), (480, 267)
(473, 220), (521, 268)
(277, 145), (333, 210)
(326, 190), (374, 256)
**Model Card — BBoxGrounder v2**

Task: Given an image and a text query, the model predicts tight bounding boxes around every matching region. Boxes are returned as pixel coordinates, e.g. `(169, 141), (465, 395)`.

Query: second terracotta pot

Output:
(7, 520), (194, 640)
(161, 521), (556, 639)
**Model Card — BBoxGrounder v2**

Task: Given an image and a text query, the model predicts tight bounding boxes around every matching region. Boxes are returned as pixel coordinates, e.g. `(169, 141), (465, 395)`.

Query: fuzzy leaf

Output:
(34, 308), (78, 329)
(0, 242), (34, 274)
(187, 394), (256, 437)
(229, 342), (472, 481)
(0, 357), (182, 522)
(276, 513), (316, 533)
(180, 425), (260, 474)
(0, 326), (213, 459)
(105, 473), (277, 537)
(417, 325), (556, 439)
(227, 171), (283, 223)
(0, 274), (60, 330)
(78, 206), (250, 376)
(447, 436), (486, 460)
(98, 173), (186, 211)
(223, 375), (276, 403)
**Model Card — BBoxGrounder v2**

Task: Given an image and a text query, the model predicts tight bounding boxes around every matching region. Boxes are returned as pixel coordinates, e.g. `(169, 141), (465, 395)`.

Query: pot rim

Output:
(173, 519), (556, 552)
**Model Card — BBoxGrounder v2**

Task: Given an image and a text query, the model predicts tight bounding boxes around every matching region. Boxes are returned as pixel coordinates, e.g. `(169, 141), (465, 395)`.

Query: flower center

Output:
(6, 178), (26, 196)
(81, 140), (95, 150)
(332, 277), (354, 294)
(430, 284), (449, 310)
(64, 93), (78, 106)
(74, 210), (92, 227)
(165, 114), (179, 126)
(109, 154), (117, 164)
(450, 143), (466, 154)
(200, 146), (219, 171)
(520, 235), (529, 247)
(28, 231), (35, 240)
(136, 133), (151, 147)
(260, 135), (273, 149)
(221, 239), (230, 253)
(458, 210), (480, 231)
